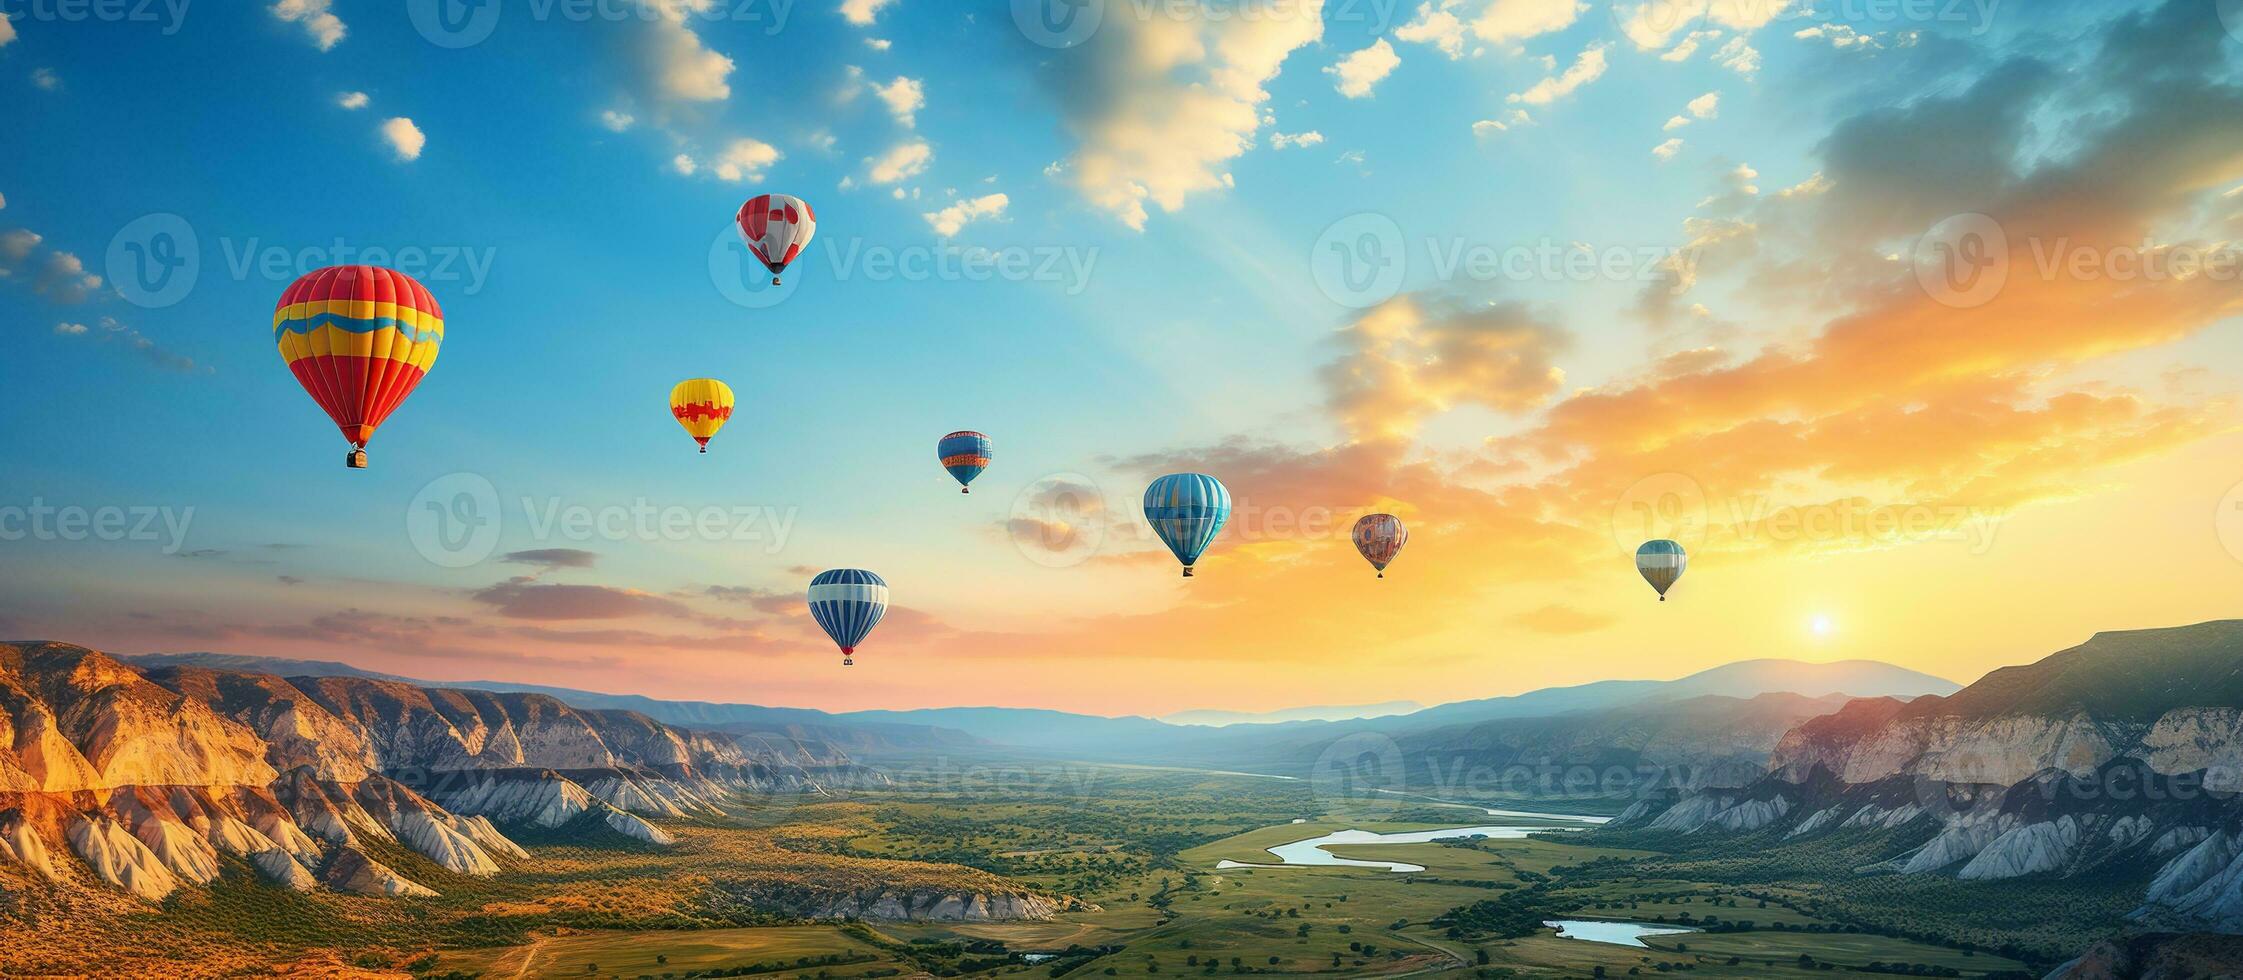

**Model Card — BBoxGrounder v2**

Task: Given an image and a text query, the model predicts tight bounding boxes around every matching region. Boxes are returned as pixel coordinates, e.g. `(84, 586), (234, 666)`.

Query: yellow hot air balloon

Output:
(670, 379), (735, 453)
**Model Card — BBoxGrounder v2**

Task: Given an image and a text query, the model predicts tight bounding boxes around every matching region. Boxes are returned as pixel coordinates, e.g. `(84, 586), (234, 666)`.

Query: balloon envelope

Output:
(274, 265), (443, 465)
(1637, 539), (1688, 600)
(671, 379), (735, 452)
(1143, 473), (1232, 577)
(1353, 514), (1409, 577)
(938, 430), (993, 492)
(807, 568), (888, 665)
(736, 194), (817, 283)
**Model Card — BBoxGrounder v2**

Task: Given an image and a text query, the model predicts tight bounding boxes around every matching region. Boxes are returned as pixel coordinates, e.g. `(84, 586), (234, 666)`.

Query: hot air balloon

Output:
(1353, 514), (1408, 579)
(1637, 539), (1688, 601)
(736, 193), (817, 286)
(938, 431), (993, 494)
(808, 568), (888, 667)
(273, 266), (444, 469)
(1143, 473), (1231, 578)
(670, 379), (735, 454)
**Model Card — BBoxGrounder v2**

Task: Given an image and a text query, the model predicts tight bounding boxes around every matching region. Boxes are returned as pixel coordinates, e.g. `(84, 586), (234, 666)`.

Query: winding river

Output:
(1215, 812), (1607, 874)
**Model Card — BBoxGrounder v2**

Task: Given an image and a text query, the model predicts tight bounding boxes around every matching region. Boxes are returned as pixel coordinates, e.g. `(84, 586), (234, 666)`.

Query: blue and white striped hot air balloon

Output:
(807, 569), (888, 666)
(1636, 539), (1687, 602)
(1143, 473), (1232, 578)
(937, 430), (993, 494)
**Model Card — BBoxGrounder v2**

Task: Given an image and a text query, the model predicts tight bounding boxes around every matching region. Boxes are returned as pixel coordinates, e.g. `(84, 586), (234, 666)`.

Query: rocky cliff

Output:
(0, 641), (868, 904)
(1603, 623), (2243, 935)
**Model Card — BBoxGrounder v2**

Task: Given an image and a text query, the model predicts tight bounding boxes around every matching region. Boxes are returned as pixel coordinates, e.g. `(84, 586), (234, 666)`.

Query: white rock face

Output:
(1703, 797), (1790, 833)
(1645, 795), (1731, 833)
(800, 888), (1063, 921)
(1901, 813), (2016, 875)
(0, 819), (60, 880)
(461, 815), (531, 860)
(2163, 842), (2243, 930)
(605, 808), (675, 845)
(2140, 708), (2243, 791)
(2145, 831), (2239, 906)
(128, 815), (222, 885)
(251, 846), (319, 892)
(1957, 817), (2080, 880)
(1786, 806), (1842, 839)
(320, 846), (437, 898)
(67, 817), (179, 902)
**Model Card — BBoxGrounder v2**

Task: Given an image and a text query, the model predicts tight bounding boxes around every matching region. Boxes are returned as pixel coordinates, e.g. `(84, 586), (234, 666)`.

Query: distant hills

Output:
(124, 651), (1959, 763)
(1161, 701), (1425, 727)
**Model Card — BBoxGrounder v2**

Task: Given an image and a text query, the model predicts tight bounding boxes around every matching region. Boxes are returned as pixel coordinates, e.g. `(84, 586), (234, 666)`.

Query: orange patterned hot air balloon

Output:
(273, 266), (444, 469)
(670, 379), (735, 453)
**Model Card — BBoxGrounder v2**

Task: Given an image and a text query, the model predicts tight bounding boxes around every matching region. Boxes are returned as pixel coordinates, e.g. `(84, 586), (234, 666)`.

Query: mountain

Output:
(1161, 701), (1425, 727)
(0, 641), (868, 904)
(1604, 621), (2243, 933)
(1390, 658), (1959, 732)
(125, 652), (987, 755)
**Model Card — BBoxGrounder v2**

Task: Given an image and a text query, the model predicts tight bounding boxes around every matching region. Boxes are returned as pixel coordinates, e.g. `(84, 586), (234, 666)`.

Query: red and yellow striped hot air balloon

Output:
(273, 266), (444, 469)
(670, 378), (735, 453)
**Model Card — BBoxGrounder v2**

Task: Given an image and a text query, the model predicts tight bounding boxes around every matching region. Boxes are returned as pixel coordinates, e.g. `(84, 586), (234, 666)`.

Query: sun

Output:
(1810, 615), (1837, 638)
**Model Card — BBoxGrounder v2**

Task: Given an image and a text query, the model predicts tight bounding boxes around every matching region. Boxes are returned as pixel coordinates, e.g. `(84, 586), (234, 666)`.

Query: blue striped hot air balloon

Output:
(1636, 539), (1688, 602)
(1143, 473), (1232, 578)
(807, 569), (888, 666)
(938, 430), (993, 494)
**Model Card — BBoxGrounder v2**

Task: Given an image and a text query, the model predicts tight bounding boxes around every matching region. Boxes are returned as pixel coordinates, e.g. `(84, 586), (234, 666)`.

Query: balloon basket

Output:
(842, 657), (854, 667)
(1181, 567), (1195, 578)
(961, 487), (971, 494)
(345, 449), (368, 470)
(772, 276), (784, 286)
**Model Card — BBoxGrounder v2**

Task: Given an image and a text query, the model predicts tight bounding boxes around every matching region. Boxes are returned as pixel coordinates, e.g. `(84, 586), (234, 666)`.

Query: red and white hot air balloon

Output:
(735, 194), (817, 286)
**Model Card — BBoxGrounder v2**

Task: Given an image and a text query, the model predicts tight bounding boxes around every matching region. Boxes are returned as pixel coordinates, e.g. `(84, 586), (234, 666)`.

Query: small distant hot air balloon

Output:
(808, 569), (888, 667)
(273, 266), (444, 469)
(670, 379), (735, 454)
(1144, 474), (1232, 578)
(1637, 539), (1688, 601)
(938, 431), (993, 494)
(736, 193), (817, 286)
(1353, 514), (1409, 579)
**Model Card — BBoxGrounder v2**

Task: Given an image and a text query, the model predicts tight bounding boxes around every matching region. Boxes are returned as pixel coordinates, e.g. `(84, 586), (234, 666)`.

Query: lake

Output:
(1215, 815), (1602, 873)
(1543, 919), (1701, 948)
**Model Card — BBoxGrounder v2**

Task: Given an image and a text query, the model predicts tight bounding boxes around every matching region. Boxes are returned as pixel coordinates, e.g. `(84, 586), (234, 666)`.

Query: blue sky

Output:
(3, 0), (2242, 712)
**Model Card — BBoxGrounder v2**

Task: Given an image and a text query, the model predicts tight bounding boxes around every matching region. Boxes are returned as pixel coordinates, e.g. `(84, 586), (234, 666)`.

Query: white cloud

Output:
(1507, 44), (1606, 106)
(1473, 0), (1583, 44)
(1396, 1), (1467, 59)
(1664, 115), (1691, 131)
(840, 0), (898, 25)
(337, 91), (369, 110)
(866, 139), (931, 184)
(1715, 35), (1759, 75)
(601, 109), (637, 131)
(865, 37), (892, 51)
(1271, 131), (1325, 150)
(1473, 108), (1533, 136)
(1049, 0), (1326, 229)
(0, 229), (41, 263)
(872, 75), (924, 127)
(1617, 0), (1793, 51)
(672, 154), (699, 176)
(1660, 28), (1721, 61)
(923, 193), (1009, 237)
(55, 322), (88, 336)
(638, 0), (734, 102)
(270, 0), (344, 51)
(1795, 23), (1880, 49)
(35, 251), (101, 303)
(1328, 38), (1400, 99)
(1687, 91), (1719, 118)
(381, 117), (426, 161)
(1652, 137), (1684, 161)
(0, 14), (17, 47)
(31, 68), (58, 91)
(712, 137), (780, 182)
